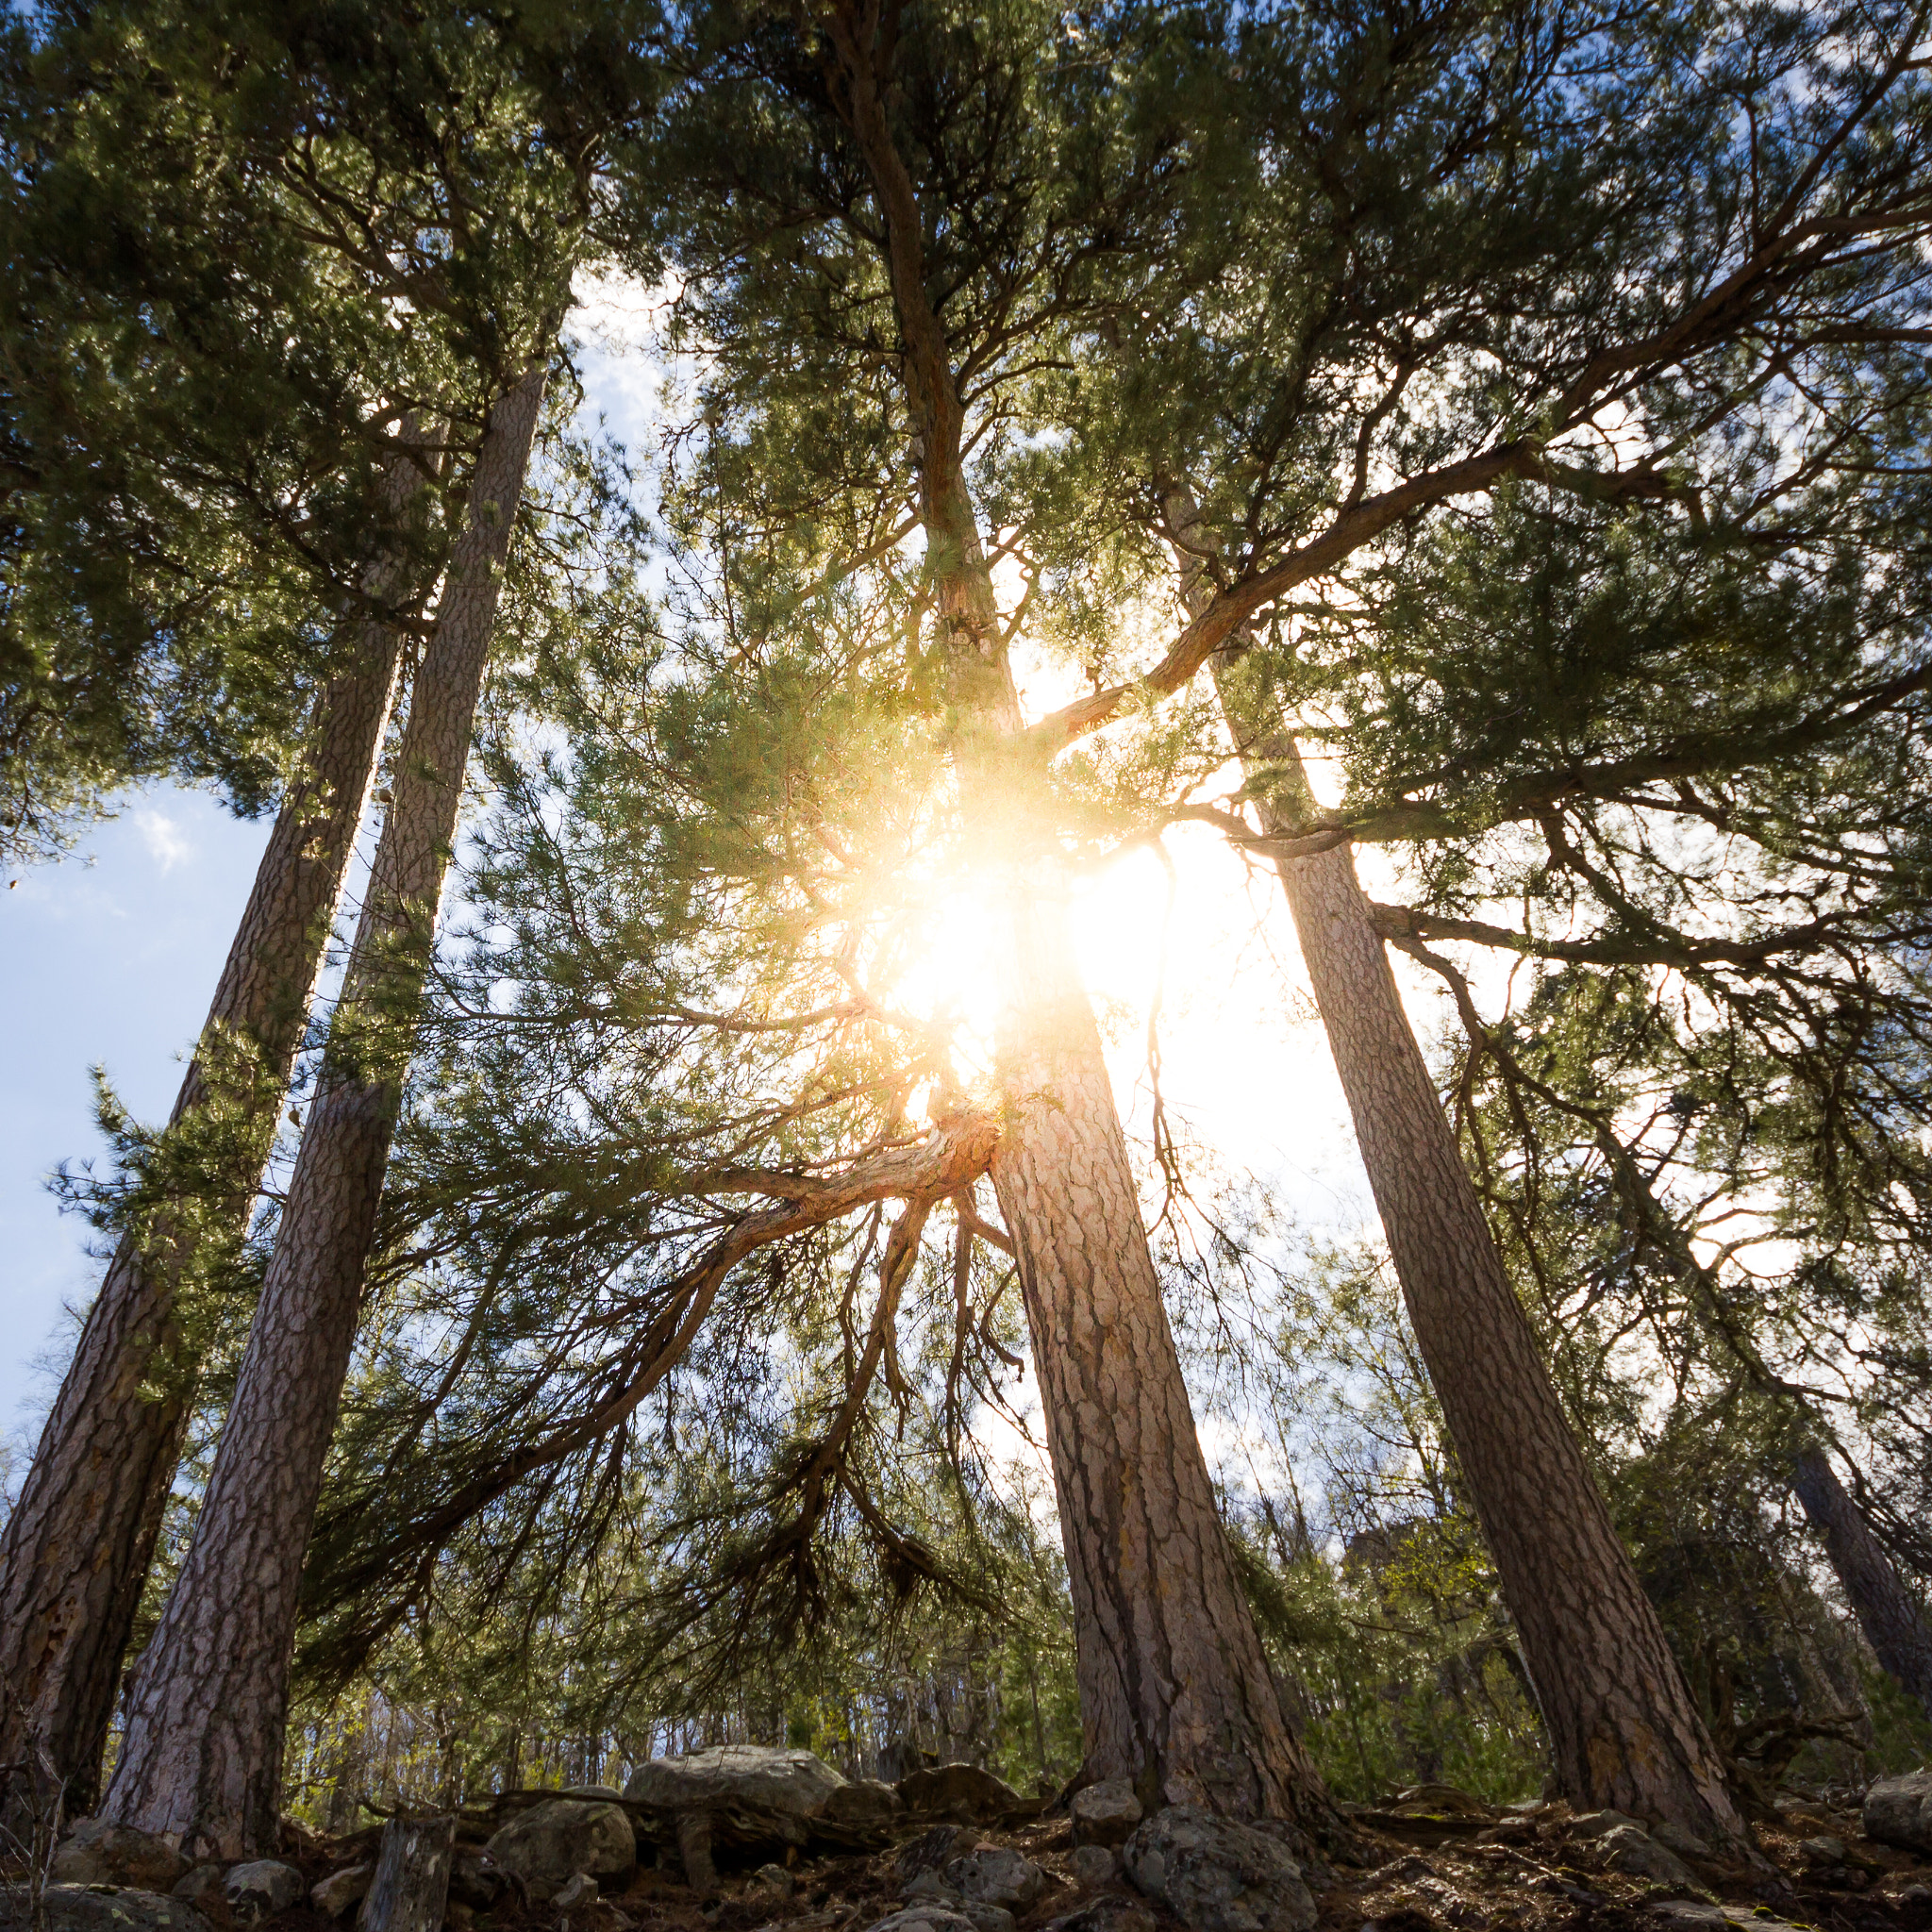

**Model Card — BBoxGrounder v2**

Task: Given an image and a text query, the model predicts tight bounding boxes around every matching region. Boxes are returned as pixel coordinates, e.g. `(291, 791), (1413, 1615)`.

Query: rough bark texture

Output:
(819, 12), (1343, 1846)
(1790, 1444), (1932, 1721)
(100, 368), (546, 1858)
(359, 1815), (455, 1932)
(0, 436), (436, 1812)
(991, 886), (1340, 1841)
(1264, 812), (1748, 1844)
(1157, 482), (1749, 1846)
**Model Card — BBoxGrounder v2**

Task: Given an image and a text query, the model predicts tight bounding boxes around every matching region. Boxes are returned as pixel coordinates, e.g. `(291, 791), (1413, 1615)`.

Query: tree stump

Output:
(359, 1816), (456, 1932)
(675, 1812), (717, 1900)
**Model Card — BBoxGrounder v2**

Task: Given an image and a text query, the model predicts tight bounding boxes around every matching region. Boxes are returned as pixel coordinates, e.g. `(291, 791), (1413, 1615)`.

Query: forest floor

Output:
(9, 1781), (1932, 1932)
(154, 1784), (1932, 1932)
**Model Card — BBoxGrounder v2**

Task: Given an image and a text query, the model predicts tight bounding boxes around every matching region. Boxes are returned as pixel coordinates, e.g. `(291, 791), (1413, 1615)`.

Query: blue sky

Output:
(1, 797), (275, 1441)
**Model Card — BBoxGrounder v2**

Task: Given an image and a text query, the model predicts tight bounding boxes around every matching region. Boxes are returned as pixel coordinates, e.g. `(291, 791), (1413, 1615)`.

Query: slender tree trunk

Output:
(1158, 481), (1750, 1846)
(821, 16), (1345, 1848)
(1790, 1443), (1932, 1721)
(0, 435), (438, 1814)
(99, 367), (546, 1859)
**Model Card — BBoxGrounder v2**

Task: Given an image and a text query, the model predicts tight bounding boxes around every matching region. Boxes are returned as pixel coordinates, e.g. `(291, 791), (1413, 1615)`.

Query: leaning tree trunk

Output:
(823, 25), (1347, 1848)
(1157, 483), (1751, 1848)
(0, 431), (438, 1814)
(99, 366), (546, 1859)
(1790, 1442), (1932, 1721)
(1263, 810), (1748, 1846)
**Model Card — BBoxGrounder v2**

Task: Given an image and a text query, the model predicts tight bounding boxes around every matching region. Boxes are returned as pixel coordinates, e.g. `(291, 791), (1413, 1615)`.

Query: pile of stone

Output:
(19, 1754), (1932, 1932)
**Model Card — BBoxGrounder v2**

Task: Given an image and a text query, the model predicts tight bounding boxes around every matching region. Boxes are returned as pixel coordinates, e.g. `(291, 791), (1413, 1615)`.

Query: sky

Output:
(0, 275), (1430, 1477)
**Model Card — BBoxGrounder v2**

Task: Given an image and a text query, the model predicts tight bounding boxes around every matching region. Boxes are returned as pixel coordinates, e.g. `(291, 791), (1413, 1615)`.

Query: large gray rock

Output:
(486, 1798), (638, 1903)
(1865, 1772), (1932, 1852)
(943, 1848), (1048, 1912)
(223, 1860), (304, 1924)
(1569, 1810), (1643, 1841)
(1043, 1901), (1156, 1932)
(896, 1765), (1023, 1824)
(309, 1867), (373, 1919)
(624, 1746), (844, 1816)
(894, 1827), (981, 1884)
(1597, 1825), (1696, 1889)
(1, 1887), (213, 1932)
(867, 1910), (979, 1932)
(1071, 1783), (1143, 1850)
(168, 1873), (224, 1912)
(1123, 1807), (1316, 1932)
(822, 1780), (904, 1827)
(1072, 1849), (1118, 1889)
(52, 1824), (191, 1893)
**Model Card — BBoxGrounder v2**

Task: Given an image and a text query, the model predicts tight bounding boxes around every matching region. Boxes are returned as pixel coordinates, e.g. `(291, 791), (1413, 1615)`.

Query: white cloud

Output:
(133, 808), (192, 874)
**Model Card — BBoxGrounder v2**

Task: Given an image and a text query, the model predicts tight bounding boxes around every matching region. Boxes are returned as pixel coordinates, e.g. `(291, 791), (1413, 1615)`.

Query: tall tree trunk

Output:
(821, 15), (1344, 1848)
(0, 433), (438, 1814)
(99, 367), (546, 1859)
(991, 886), (1340, 1840)
(1790, 1442), (1932, 1721)
(1158, 480), (1750, 1848)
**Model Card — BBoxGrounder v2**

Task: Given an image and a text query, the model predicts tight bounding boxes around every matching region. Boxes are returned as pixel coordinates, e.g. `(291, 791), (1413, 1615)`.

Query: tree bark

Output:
(0, 432), (438, 1814)
(99, 366), (546, 1858)
(820, 12), (1345, 1849)
(1158, 480), (1751, 1846)
(358, 1814), (455, 1932)
(1790, 1443), (1932, 1721)
(991, 884), (1341, 1840)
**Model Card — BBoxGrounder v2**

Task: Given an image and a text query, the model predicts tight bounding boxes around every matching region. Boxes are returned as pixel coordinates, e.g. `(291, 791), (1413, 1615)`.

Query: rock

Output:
(310, 1868), (373, 1918)
(1651, 1824), (1712, 1862)
(447, 1853), (503, 1911)
(752, 1867), (793, 1898)
(0, 1886), (215, 1932)
(959, 1908), (1014, 1932)
(866, 1909), (979, 1932)
(624, 1747), (844, 1818)
(223, 1860), (304, 1924)
(1597, 1827), (1697, 1889)
(486, 1798), (637, 1902)
(1122, 1806), (1317, 1932)
(1043, 1900), (1156, 1932)
(1072, 1849), (1118, 1889)
(1072, 1783), (1143, 1851)
(53, 1823), (192, 1893)
(562, 1788), (625, 1802)
(943, 1848), (1048, 1912)
(1800, 1836), (1848, 1867)
(896, 1765), (1024, 1824)
(1569, 1810), (1643, 1840)
(905, 1874), (961, 1905)
(1901, 1884), (1932, 1905)
(170, 1872), (225, 1910)
(1866, 1774), (1932, 1853)
(821, 1781), (903, 1827)
(554, 1876), (600, 1911)
(1644, 1907), (1808, 1932)
(894, 1828), (982, 1884)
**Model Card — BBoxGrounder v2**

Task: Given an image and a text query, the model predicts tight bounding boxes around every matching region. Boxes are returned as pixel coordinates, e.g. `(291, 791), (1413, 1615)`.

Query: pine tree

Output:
(89, 0), (662, 1853)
